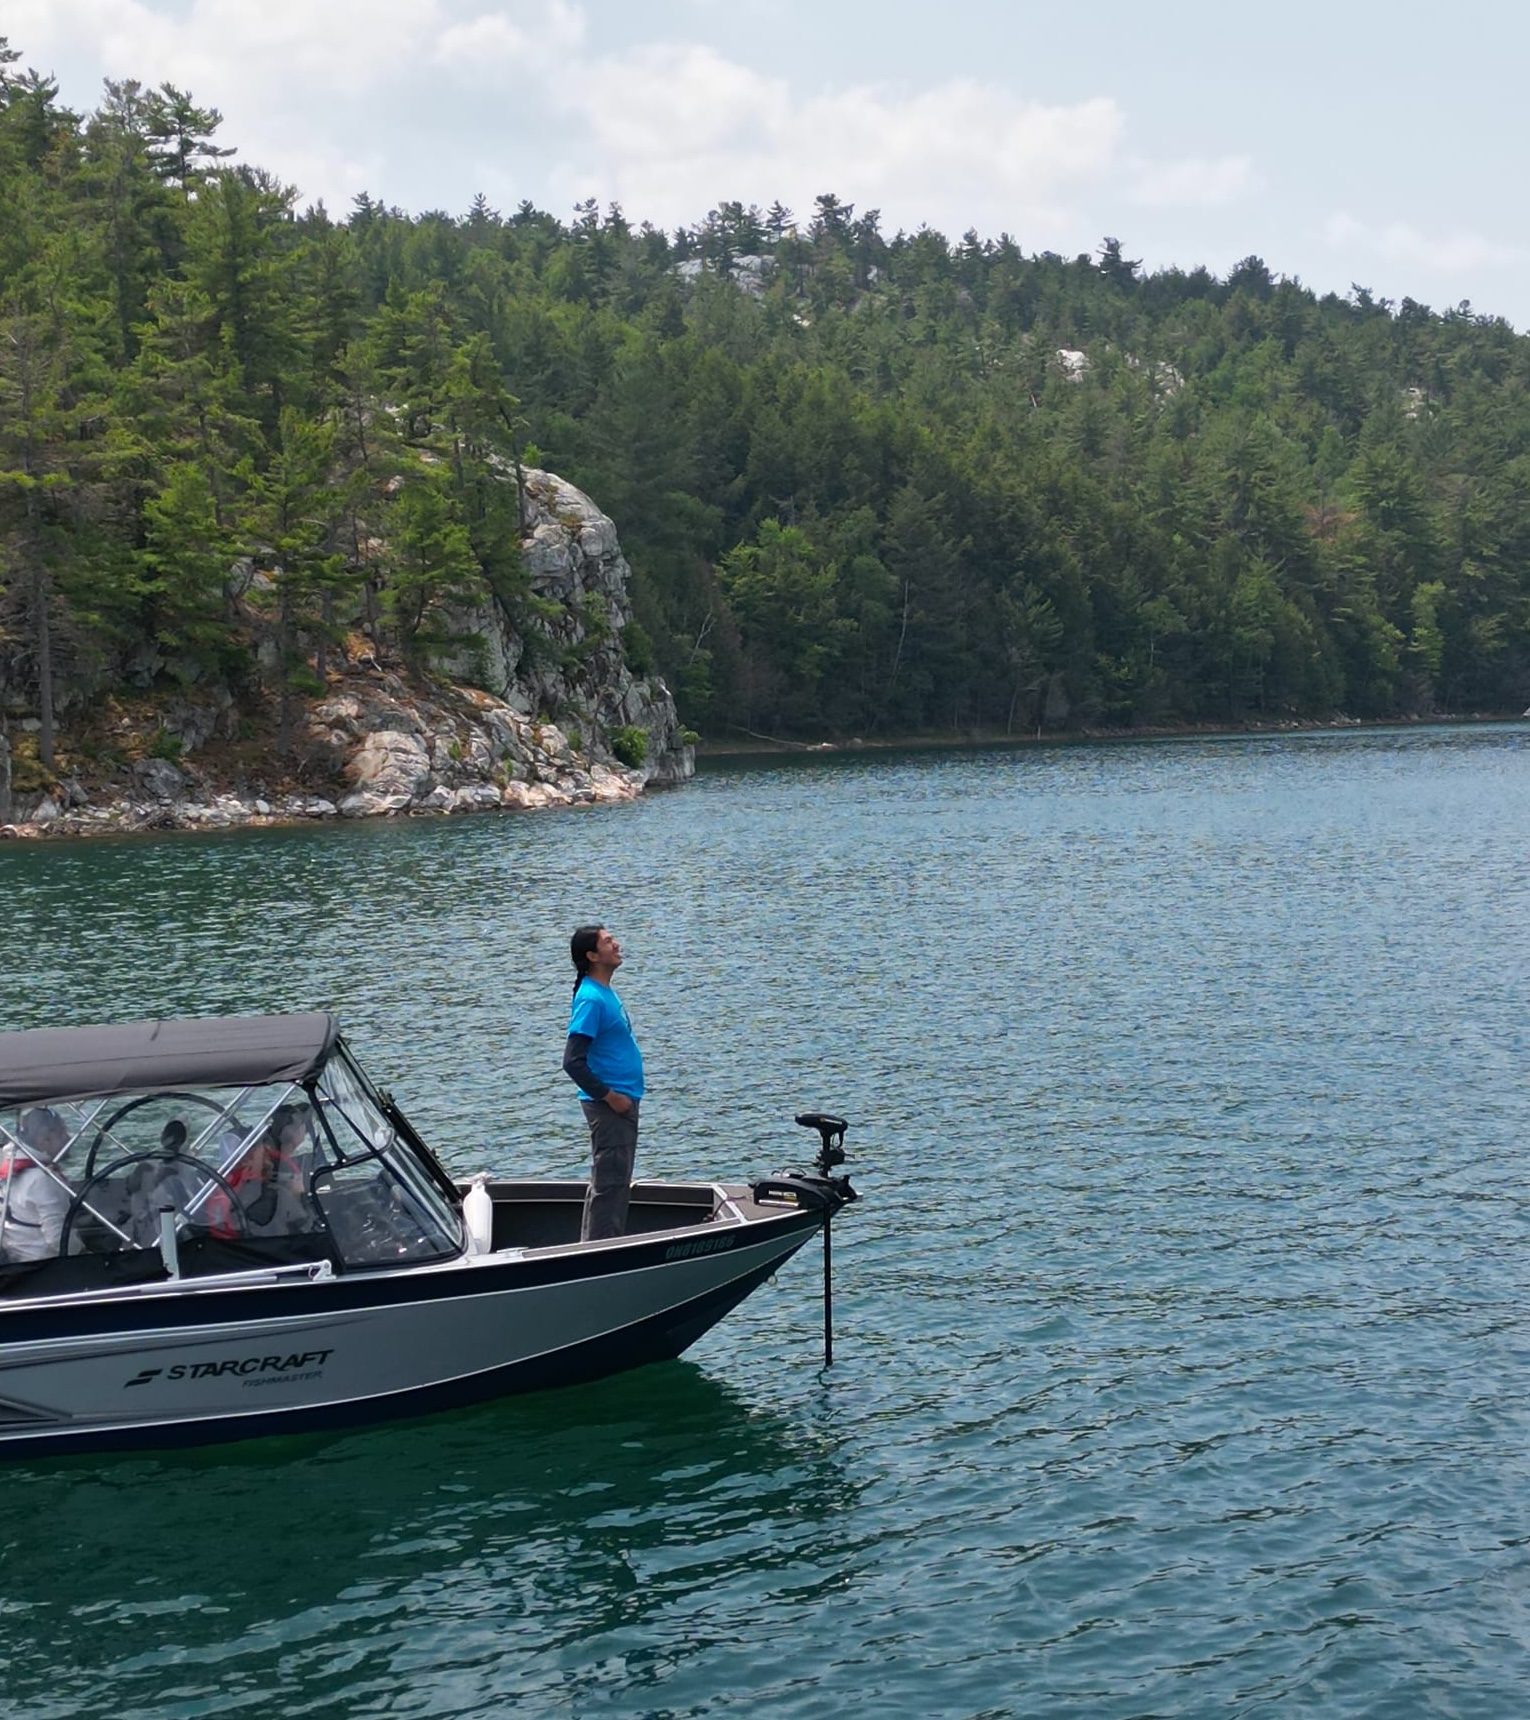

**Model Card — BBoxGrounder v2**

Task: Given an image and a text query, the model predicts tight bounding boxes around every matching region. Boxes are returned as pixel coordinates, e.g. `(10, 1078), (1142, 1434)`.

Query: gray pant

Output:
(579, 1099), (639, 1240)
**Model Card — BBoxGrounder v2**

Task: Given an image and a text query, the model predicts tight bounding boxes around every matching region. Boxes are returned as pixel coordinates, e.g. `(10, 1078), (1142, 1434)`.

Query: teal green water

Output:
(4, 724), (1530, 1717)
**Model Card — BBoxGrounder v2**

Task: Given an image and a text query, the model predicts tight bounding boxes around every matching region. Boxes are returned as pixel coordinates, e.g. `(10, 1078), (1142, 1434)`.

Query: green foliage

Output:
(287, 662), (326, 697)
(385, 470), (482, 643)
(622, 618), (655, 675)
(578, 596), (611, 642)
(6, 732), (51, 791)
(7, 38), (1530, 749)
(610, 725), (648, 767)
(720, 519), (849, 728)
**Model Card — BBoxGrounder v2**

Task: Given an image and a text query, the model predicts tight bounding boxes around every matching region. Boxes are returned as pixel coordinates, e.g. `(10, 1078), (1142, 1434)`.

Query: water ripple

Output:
(5, 724), (1530, 1714)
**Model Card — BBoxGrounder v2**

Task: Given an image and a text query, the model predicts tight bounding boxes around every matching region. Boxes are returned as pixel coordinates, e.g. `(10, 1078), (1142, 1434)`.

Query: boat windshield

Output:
(308, 1047), (465, 1268)
(0, 1049), (464, 1278)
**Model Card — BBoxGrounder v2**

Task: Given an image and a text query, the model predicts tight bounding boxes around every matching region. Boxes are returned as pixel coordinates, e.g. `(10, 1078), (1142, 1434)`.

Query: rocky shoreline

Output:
(0, 467), (695, 843)
(8, 706), (1509, 844)
(0, 713), (655, 846)
(0, 661), (683, 843)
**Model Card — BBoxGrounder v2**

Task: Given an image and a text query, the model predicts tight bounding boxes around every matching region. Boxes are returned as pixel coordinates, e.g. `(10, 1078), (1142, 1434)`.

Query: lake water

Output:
(3, 723), (1530, 1718)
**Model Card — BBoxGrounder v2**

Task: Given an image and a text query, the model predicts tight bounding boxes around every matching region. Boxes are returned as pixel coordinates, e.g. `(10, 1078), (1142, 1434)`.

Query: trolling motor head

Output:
(795, 1112), (847, 1177)
(792, 1112), (856, 1203)
(750, 1112), (858, 1213)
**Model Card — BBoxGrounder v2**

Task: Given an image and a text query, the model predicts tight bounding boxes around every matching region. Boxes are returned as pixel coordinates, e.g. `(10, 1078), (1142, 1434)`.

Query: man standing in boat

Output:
(563, 924), (644, 1240)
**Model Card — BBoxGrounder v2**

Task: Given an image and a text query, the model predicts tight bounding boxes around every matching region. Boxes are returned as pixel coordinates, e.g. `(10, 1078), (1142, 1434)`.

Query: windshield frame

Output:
(0, 1040), (468, 1279)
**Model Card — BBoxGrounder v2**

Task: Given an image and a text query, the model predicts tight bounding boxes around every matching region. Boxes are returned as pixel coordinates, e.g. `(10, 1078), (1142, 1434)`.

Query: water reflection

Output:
(3, 1364), (860, 1716)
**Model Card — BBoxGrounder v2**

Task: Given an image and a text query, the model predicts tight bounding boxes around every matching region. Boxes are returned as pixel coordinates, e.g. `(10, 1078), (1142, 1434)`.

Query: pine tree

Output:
(145, 84), (235, 199)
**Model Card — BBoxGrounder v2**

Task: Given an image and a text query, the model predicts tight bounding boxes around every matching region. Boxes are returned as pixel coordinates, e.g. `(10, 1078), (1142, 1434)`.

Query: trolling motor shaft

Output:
(750, 1111), (859, 1367)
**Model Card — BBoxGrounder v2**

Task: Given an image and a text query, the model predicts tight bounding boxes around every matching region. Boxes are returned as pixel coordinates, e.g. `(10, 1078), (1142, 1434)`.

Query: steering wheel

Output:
(60, 1151), (249, 1255)
(84, 1092), (240, 1182)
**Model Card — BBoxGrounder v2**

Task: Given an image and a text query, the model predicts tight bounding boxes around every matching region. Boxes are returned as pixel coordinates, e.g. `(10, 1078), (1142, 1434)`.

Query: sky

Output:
(8, 0), (1530, 326)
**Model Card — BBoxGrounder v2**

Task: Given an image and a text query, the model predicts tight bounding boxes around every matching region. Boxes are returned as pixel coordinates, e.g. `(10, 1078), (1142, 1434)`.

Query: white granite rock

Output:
(347, 730), (433, 798)
(339, 789), (410, 818)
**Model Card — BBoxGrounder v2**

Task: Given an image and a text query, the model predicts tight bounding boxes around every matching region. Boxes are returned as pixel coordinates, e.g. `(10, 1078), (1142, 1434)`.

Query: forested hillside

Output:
(5, 39), (1530, 761)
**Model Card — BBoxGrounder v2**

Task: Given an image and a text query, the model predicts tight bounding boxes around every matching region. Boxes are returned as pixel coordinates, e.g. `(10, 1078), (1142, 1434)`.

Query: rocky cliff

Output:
(441, 468), (692, 789)
(0, 472), (694, 839)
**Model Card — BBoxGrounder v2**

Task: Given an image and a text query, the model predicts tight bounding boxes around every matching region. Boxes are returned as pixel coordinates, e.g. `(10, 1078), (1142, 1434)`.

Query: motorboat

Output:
(0, 1013), (857, 1457)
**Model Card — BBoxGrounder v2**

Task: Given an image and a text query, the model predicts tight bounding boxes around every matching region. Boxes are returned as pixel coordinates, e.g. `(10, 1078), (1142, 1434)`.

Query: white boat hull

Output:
(0, 1197), (824, 1456)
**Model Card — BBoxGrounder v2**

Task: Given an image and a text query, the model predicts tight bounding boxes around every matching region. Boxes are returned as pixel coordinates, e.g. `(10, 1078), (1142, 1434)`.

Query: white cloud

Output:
(253, 140), (384, 210)
(9, 0), (444, 91)
(10, 0), (1126, 241)
(8, 0), (587, 98)
(1131, 154), (1254, 208)
(434, 2), (584, 76)
(8, 0), (567, 202)
(1325, 212), (1526, 275)
(573, 44), (788, 159)
(559, 47), (1123, 235)
(187, 0), (441, 84)
(8, 0), (179, 79)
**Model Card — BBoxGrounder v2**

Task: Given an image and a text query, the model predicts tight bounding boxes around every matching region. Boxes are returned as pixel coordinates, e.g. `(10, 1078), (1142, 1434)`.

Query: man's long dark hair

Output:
(570, 924), (604, 997)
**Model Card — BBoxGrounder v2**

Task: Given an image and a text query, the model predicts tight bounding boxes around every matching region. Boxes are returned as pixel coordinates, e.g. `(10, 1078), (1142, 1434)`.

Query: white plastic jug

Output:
(464, 1174), (493, 1255)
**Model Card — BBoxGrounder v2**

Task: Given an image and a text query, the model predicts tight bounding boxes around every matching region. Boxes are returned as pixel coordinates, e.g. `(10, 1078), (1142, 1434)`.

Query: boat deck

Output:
(481, 1179), (734, 1249)
(0, 1179), (813, 1304)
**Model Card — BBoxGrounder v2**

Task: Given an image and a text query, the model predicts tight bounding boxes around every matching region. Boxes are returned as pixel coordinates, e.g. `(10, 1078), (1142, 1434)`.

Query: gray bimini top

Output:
(0, 1013), (341, 1109)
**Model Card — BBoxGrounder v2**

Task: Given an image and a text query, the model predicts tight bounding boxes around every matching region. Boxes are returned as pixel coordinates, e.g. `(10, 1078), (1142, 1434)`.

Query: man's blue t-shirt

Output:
(567, 978), (645, 1101)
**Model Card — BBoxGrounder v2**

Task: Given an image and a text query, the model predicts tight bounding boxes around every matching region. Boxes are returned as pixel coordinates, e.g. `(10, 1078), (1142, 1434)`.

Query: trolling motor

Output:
(751, 1113), (858, 1213)
(751, 1112), (859, 1367)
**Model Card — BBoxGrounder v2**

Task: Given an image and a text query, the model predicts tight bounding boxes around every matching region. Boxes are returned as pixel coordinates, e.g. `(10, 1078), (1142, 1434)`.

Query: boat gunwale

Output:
(0, 1186), (820, 1332)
